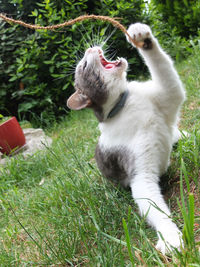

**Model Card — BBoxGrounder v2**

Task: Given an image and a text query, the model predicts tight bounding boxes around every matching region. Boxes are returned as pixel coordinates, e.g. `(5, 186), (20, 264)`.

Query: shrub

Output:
(150, 0), (200, 38)
(148, 0), (200, 61)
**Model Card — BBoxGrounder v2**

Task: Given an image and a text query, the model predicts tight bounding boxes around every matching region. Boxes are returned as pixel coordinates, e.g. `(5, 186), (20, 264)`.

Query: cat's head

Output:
(67, 46), (128, 121)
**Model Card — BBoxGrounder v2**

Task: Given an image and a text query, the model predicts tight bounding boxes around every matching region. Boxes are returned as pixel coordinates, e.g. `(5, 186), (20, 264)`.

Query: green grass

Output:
(0, 49), (200, 266)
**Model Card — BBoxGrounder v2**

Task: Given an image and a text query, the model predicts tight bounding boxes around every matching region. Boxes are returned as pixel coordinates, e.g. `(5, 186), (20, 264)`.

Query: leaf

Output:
(31, 9), (38, 16)
(9, 75), (18, 82)
(18, 100), (38, 113)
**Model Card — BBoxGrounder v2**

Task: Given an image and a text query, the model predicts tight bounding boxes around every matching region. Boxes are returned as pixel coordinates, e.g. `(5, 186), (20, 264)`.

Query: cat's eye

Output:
(83, 61), (87, 70)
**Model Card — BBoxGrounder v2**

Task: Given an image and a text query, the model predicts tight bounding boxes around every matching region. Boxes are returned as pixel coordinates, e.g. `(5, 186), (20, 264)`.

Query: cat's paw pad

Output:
(156, 228), (183, 255)
(126, 23), (153, 49)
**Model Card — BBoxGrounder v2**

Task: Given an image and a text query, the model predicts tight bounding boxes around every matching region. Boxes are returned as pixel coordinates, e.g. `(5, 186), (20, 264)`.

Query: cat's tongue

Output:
(105, 64), (115, 69)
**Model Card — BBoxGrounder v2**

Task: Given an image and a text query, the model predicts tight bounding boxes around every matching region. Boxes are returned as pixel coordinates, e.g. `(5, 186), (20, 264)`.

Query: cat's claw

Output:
(126, 23), (154, 49)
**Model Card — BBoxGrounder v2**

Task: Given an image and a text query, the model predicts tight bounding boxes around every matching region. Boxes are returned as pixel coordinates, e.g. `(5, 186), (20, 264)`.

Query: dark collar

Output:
(107, 90), (129, 119)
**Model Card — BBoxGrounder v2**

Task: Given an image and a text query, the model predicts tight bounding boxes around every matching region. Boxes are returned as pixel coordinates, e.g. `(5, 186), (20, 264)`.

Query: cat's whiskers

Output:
(100, 27), (117, 48)
(58, 26), (120, 81)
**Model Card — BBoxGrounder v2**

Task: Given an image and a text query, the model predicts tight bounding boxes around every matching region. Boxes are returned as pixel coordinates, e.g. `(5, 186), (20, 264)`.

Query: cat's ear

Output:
(67, 90), (92, 110)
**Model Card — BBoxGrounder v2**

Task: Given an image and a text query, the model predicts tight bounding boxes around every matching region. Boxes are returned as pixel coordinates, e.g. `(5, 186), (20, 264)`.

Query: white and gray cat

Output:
(67, 23), (186, 254)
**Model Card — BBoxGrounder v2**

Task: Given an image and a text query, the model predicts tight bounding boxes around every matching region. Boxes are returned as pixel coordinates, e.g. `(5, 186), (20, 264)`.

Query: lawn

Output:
(0, 48), (199, 266)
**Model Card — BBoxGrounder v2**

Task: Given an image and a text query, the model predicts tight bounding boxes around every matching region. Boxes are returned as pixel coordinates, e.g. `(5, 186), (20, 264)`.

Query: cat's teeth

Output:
(116, 57), (121, 65)
(116, 57), (121, 63)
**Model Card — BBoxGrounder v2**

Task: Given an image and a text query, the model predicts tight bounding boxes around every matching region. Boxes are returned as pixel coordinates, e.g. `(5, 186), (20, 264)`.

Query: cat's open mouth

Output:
(98, 50), (121, 69)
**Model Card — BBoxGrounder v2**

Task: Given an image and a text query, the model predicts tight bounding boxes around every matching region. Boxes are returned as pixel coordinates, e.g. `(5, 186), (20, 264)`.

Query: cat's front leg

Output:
(125, 22), (174, 89)
(126, 23), (172, 78)
(126, 22), (185, 124)
(130, 174), (184, 254)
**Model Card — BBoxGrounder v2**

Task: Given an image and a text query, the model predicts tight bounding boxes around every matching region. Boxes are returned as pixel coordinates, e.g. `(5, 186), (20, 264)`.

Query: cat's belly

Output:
(95, 144), (133, 186)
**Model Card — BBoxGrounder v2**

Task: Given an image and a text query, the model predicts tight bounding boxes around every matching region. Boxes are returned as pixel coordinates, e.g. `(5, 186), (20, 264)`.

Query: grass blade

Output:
(122, 218), (135, 266)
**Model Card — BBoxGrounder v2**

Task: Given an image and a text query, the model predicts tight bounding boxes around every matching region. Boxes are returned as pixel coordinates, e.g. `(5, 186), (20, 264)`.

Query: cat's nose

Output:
(87, 47), (100, 54)
(87, 48), (93, 53)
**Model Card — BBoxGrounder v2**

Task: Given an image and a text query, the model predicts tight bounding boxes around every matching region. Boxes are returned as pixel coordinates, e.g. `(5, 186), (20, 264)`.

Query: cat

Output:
(67, 23), (186, 254)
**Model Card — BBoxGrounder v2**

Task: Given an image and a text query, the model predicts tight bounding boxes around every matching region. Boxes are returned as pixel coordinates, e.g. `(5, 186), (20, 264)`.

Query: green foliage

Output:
(150, 0), (200, 38)
(0, 0), (147, 127)
(1, 0), (199, 126)
(148, 0), (200, 61)
(179, 159), (195, 249)
(0, 114), (11, 124)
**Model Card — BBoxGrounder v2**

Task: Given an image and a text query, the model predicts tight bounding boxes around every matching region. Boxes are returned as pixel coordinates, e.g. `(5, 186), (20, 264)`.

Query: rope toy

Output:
(0, 13), (144, 48)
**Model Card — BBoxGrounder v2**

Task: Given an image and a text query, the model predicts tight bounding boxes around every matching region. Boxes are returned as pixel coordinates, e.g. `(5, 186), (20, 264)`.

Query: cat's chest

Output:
(98, 111), (151, 148)
(98, 125), (134, 148)
(98, 96), (164, 149)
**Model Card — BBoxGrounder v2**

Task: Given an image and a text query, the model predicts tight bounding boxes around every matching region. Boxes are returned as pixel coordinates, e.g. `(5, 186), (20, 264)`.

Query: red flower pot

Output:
(0, 117), (26, 155)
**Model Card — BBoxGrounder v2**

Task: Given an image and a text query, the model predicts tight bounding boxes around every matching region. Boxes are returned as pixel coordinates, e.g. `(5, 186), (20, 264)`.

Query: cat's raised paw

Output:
(126, 23), (153, 50)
